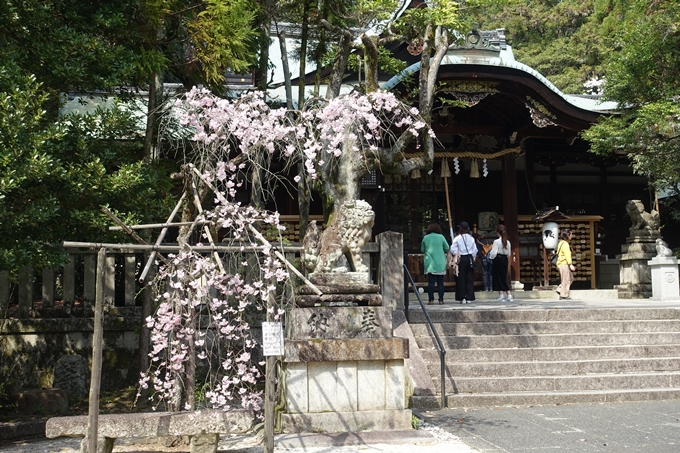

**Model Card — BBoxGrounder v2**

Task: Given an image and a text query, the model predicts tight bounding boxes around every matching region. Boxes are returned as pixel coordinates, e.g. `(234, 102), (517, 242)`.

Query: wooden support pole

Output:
(264, 284), (277, 453)
(86, 247), (106, 453)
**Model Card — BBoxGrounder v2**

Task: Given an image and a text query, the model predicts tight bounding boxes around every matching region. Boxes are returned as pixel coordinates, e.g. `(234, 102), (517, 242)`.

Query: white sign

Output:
(262, 322), (284, 357)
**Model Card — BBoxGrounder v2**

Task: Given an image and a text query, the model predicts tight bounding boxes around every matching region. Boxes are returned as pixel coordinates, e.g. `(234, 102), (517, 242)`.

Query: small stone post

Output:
(648, 239), (679, 300)
(377, 231), (404, 312)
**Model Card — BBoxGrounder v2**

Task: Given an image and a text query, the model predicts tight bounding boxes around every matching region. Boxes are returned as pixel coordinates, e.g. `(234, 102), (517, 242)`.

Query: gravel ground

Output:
(0, 423), (479, 453)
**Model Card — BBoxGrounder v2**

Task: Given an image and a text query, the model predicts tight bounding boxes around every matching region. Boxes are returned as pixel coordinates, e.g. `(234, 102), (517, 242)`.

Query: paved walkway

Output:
(2, 290), (679, 452)
(3, 400), (680, 452)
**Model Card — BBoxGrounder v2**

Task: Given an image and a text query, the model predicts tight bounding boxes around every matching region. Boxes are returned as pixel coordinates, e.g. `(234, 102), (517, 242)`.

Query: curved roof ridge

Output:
(381, 47), (617, 114)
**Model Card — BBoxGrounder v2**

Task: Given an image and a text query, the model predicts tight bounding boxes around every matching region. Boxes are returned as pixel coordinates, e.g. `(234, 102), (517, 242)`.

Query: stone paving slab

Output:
(423, 399), (680, 453)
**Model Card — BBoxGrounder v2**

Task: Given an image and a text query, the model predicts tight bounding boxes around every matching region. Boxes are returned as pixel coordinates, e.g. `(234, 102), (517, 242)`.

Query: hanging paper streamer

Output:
(453, 157), (460, 174)
(483, 158), (488, 177)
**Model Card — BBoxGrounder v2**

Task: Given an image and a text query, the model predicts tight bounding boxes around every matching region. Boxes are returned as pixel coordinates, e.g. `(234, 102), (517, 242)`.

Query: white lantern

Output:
(542, 222), (559, 250)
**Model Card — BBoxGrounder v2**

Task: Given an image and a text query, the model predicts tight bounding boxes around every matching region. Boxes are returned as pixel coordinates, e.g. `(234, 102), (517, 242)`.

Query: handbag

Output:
(551, 243), (563, 267)
(463, 235), (477, 268)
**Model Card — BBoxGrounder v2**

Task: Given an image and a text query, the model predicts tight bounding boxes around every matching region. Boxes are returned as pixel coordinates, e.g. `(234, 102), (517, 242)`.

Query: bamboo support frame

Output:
(190, 179), (225, 274)
(101, 207), (171, 267)
(189, 165), (323, 296)
(139, 193), (185, 282)
(63, 241), (303, 253)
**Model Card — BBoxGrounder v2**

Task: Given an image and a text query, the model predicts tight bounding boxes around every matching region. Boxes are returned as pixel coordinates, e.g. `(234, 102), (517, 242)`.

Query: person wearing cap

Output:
(449, 221), (478, 304)
(421, 223), (450, 305)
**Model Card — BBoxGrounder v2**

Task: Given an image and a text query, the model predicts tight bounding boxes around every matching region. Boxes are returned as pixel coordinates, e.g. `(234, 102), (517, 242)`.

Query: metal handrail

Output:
(403, 264), (447, 409)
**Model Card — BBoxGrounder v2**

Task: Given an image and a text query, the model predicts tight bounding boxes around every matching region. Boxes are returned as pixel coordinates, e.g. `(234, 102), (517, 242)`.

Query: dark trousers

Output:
(456, 255), (476, 301)
(492, 254), (510, 291)
(482, 258), (493, 291)
(427, 273), (445, 302)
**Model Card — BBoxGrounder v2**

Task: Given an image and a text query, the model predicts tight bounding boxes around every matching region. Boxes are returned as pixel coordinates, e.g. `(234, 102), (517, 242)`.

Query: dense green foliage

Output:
(0, 0), (262, 276)
(0, 64), (175, 275)
(582, 0), (680, 196)
(473, 0), (628, 94)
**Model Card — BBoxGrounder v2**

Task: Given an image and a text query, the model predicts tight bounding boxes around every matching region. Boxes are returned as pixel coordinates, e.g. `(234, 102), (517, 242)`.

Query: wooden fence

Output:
(0, 239), (398, 315)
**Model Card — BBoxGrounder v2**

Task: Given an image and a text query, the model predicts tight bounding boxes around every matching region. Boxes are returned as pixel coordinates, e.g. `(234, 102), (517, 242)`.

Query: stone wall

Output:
(0, 311), (141, 394)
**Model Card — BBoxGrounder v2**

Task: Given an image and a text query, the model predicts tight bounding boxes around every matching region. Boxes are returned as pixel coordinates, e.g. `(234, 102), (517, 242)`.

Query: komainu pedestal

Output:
(281, 271), (412, 433)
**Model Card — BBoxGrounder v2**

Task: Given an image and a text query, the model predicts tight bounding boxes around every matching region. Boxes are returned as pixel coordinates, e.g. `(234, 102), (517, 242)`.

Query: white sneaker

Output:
(460, 299), (465, 304)
(497, 296), (506, 301)
(507, 295), (514, 301)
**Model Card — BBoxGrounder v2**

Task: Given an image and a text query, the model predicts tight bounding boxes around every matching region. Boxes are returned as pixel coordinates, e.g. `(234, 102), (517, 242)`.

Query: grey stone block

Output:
(288, 307), (393, 339)
(284, 338), (409, 362)
(10, 388), (68, 416)
(54, 354), (89, 400)
(280, 409), (412, 433)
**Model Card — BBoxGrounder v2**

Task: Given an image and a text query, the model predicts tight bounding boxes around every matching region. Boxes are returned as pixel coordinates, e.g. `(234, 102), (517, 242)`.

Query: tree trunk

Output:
(297, 0), (309, 108)
(325, 22), (352, 100)
(255, 9), (271, 92)
(361, 34), (380, 93)
(277, 28), (294, 109)
(143, 71), (162, 163)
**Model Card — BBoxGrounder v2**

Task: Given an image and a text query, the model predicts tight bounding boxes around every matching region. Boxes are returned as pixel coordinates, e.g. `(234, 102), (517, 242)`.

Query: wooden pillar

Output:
(84, 254), (96, 306)
(42, 268), (55, 308)
(124, 254), (136, 306)
(18, 264), (33, 313)
(377, 231), (404, 311)
(105, 255), (116, 307)
(0, 271), (9, 310)
(63, 256), (75, 306)
(502, 155), (520, 283)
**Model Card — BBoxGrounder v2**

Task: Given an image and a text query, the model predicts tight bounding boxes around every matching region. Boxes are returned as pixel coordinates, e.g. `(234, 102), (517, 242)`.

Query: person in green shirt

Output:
(421, 223), (450, 305)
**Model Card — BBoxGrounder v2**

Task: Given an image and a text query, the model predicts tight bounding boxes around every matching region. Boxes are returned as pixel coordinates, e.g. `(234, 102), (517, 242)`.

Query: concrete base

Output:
(280, 409), (413, 433)
(648, 256), (680, 300)
(615, 283), (652, 299)
(275, 429), (437, 448)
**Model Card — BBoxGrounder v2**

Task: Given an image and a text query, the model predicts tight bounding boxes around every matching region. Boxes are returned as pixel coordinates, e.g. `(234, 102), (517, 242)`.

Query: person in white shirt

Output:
(487, 224), (512, 301)
(449, 221), (478, 304)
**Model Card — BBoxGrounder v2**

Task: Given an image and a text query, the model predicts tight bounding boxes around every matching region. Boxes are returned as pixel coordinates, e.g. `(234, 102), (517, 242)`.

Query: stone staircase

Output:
(408, 305), (680, 409)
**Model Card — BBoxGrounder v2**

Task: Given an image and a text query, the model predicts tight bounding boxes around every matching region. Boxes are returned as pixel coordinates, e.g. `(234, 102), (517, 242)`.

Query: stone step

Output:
(408, 308), (680, 323)
(420, 344), (680, 363)
(411, 388), (680, 410)
(415, 332), (680, 349)
(427, 357), (680, 377)
(410, 320), (680, 336)
(432, 371), (680, 394)
(408, 289), (620, 302)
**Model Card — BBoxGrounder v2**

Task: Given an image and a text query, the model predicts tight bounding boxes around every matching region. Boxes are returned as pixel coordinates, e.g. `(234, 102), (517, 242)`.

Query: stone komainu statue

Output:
(655, 238), (674, 257)
(302, 200), (375, 273)
(625, 199), (660, 235)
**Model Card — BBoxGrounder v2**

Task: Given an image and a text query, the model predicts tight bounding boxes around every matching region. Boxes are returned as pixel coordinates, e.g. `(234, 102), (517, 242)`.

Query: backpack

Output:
(481, 242), (493, 258)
